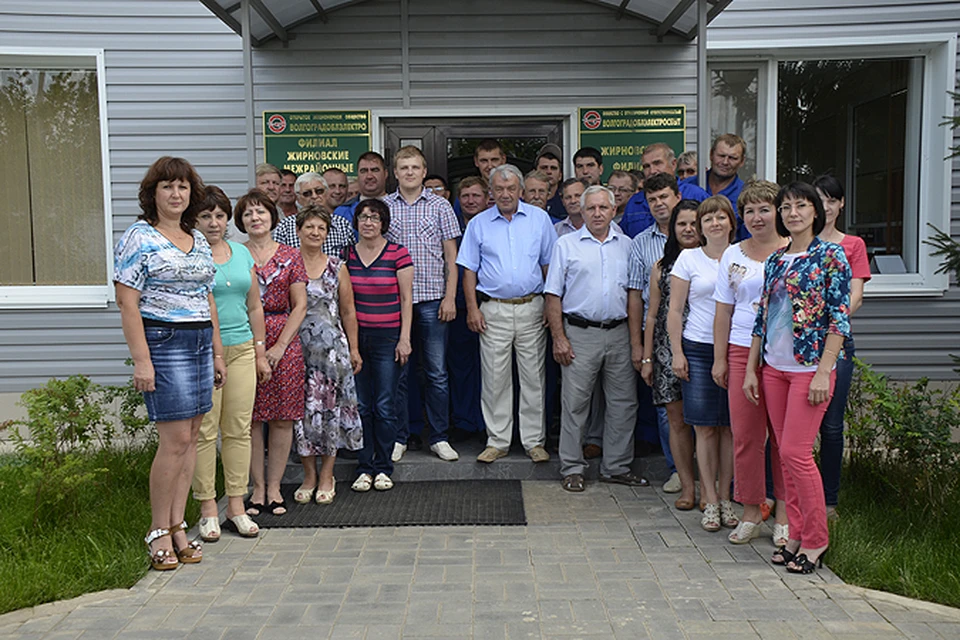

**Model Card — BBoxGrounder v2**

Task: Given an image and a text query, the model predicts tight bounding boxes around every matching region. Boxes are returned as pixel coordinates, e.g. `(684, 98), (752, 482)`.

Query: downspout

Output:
(242, 0), (256, 185)
(696, 0), (708, 191)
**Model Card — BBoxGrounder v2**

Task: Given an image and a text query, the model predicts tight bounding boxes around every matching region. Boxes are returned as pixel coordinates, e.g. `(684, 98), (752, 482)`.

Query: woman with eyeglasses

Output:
(743, 182), (851, 574)
(345, 199), (414, 492)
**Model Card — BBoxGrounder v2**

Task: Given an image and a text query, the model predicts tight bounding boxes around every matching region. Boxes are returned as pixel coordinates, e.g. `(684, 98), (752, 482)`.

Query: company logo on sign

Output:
(582, 110), (602, 130)
(267, 114), (287, 134)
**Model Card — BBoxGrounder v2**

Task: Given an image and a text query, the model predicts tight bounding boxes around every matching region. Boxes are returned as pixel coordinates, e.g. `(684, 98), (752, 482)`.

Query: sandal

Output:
(222, 513), (260, 537)
(674, 497), (696, 511)
(701, 503), (721, 532)
(373, 473), (394, 491)
(562, 474), (585, 492)
(268, 500), (287, 516)
(786, 548), (827, 574)
(245, 498), (264, 517)
(772, 544), (797, 566)
(294, 486), (316, 504)
(772, 523), (789, 547)
(719, 500), (740, 529)
(198, 516), (221, 543)
(173, 521), (202, 564)
(727, 521), (761, 545)
(144, 528), (178, 571)
(352, 473), (373, 492)
(316, 486), (336, 504)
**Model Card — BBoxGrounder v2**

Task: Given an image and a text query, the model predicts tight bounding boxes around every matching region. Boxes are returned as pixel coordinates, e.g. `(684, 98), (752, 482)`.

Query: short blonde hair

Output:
(393, 145), (426, 169)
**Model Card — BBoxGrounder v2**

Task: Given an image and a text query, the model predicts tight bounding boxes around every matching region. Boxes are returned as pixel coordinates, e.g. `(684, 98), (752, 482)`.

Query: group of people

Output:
(118, 132), (867, 577)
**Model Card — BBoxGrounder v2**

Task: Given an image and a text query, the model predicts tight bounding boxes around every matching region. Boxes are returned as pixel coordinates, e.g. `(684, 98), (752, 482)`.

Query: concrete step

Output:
(279, 434), (671, 484)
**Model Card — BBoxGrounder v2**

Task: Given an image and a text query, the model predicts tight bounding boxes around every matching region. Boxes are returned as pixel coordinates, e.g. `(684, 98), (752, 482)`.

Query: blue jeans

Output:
(819, 336), (855, 507)
(355, 329), (402, 477)
(656, 405), (674, 473)
(396, 299), (450, 445)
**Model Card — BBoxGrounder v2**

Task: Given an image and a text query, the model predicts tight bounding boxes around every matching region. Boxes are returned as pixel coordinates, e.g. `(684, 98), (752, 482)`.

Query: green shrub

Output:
(2, 374), (152, 528)
(844, 358), (960, 517)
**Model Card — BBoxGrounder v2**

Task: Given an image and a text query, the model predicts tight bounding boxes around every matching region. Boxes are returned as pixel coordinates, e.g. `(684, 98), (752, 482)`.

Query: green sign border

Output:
(578, 105), (686, 181)
(263, 110), (372, 178)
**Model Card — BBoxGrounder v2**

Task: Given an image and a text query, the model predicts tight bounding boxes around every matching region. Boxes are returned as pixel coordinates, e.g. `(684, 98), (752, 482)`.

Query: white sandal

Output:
(223, 514), (259, 538)
(198, 516), (221, 542)
(352, 473), (373, 492)
(373, 473), (394, 491)
(727, 520), (761, 544)
(719, 500), (740, 528)
(772, 523), (789, 547)
(701, 503), (721, 532)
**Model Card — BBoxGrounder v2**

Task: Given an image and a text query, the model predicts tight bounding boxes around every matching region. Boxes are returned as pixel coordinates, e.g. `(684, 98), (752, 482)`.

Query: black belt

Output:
(142, 317), (212, 330)
(477, 292), (540, 305)
(564, 314), (626, 330)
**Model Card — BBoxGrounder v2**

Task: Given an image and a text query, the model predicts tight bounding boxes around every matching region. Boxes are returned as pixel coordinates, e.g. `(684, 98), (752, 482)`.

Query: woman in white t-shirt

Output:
(667, 196), (737, 533)
(712, 181), (790, 546)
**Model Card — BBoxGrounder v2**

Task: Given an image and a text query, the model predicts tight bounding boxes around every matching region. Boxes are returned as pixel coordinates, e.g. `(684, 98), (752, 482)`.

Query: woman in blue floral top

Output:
(742, 181), (851, 575)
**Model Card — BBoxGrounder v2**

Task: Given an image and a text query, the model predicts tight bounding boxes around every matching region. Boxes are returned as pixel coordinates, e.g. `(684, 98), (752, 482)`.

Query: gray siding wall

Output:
(711, 0), (960, 379)
(0, 1), (245, 392)
(250, 0), (704, 155)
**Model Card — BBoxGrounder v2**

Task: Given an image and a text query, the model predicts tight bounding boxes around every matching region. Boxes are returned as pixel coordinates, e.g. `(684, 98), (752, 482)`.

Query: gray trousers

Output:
(558, 322), (638, 477)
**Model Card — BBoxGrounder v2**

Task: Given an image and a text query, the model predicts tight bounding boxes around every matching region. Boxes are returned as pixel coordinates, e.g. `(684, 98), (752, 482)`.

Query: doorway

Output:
(382, 116), (565, 192)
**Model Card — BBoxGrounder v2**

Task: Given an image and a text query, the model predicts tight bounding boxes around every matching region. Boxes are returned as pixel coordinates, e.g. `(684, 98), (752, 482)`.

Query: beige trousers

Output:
(478, 297), (546, 451)
(192, 340), (257, 500)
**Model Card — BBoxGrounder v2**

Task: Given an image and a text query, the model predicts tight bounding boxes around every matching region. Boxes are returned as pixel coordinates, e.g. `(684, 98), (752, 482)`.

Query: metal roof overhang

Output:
(198, 0), (732, 47)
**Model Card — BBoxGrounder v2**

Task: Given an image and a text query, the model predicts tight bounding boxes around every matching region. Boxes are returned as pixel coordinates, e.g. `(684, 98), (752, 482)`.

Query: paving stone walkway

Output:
(2, 481), (959, 639)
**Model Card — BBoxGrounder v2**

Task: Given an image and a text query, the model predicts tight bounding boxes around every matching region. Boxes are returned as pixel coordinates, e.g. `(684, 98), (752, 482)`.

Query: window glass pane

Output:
(777, 58), (918, 271)
(0, 66), (105, 286)
(710, 67), (758, 181)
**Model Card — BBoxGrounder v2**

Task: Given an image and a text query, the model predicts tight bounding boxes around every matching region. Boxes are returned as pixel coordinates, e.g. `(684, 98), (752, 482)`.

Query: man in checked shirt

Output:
(384, 146), (462, 463)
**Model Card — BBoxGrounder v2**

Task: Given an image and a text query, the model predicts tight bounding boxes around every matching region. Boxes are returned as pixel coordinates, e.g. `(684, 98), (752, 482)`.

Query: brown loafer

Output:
(599, 472), (649, 487)
(562, 474), (585, 492)
(582, 443), (602, 459)
(674, 497), (696, 511)
(527, 445), (550, 463)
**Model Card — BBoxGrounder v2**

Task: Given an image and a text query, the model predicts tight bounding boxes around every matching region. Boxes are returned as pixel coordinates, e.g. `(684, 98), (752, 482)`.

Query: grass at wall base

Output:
(826, 359), (960, 608)
(0, 375), (201, 615)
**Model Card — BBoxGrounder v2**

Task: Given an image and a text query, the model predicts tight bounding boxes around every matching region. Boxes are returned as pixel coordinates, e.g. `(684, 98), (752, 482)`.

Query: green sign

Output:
(578, 106), (686, 182)
(263, 110), (371, 177)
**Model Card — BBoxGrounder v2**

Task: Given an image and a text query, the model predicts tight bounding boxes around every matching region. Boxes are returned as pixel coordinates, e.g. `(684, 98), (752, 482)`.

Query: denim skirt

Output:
(680, 338), (730, 427)
(143, 321), (214, 422)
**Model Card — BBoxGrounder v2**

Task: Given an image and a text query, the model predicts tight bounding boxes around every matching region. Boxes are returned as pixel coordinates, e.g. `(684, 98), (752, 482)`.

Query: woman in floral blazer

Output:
(742, 181), (851, 575)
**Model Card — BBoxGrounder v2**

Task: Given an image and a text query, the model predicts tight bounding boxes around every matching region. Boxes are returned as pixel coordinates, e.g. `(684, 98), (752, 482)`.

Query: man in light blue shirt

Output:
(457, 164), (557, 464)
(545, 186), (645, 492)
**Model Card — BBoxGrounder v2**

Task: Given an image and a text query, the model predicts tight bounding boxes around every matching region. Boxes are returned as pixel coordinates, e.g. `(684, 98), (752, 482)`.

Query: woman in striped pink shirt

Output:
(345, 199), (414, 492)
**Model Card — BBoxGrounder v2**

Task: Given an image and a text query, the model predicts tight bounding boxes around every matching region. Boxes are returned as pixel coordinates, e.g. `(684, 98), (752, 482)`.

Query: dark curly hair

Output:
(138, 156), (206, 234)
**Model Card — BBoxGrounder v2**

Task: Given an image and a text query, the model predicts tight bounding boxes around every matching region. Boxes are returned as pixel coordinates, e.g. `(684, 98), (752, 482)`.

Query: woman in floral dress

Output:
(239, 189), (308, 517)
(293, 205), (363, 506)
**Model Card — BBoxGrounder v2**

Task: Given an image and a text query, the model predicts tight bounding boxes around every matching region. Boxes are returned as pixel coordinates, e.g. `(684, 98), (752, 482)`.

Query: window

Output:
(0, 50), (112, 307)
(709, 33), (956, 295)
(777, 58), (922, 272)
(710, 66), (760, 181)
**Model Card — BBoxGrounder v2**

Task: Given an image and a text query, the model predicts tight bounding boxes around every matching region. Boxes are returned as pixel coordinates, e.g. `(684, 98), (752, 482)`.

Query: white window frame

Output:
(709, 33), (957, 297)
(0, 48), (113, 309)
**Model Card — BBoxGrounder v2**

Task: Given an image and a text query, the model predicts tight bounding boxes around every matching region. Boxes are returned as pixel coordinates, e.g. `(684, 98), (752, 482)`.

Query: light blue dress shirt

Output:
(543, 225), (632, 323)
(456, 201), (557, 299)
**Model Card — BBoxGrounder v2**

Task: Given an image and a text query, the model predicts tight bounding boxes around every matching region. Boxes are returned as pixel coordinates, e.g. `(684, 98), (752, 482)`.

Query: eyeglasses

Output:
(609, 187), (635, 195)
(677, 168), (697, 178)
(357, 214), (381, 223)
(301, 188), (325, 198)
(777, 201), (811, 215)
(426, 185), (446, 193)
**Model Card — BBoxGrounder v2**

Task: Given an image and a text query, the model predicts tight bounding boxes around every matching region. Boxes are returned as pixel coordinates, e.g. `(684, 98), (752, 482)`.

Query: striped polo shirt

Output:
(345, 242), (413, 329)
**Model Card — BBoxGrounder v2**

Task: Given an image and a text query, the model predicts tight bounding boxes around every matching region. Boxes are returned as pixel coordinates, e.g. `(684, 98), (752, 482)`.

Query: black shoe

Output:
(407, 433), (423, 451)
(599, 472), (649, 487)
(785, 549), (827, 574)
(772, 545), (797, 566)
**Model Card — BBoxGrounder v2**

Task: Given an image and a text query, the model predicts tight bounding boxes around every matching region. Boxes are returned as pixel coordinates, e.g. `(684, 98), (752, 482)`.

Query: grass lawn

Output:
(827, 463), (960, 608)
(0, 443), (199, 615)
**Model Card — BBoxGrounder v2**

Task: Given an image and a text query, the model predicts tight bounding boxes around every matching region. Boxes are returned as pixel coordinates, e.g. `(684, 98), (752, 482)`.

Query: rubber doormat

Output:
(253, 479), (526, 528)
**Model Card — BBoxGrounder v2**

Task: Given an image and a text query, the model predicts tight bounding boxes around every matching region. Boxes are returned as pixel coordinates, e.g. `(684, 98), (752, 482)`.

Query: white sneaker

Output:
(662, 472), (682, 493)
(391, 442), (407, 462)
(430, 441), (459, 461)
